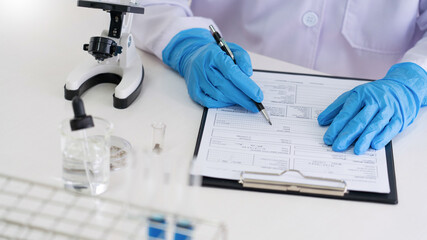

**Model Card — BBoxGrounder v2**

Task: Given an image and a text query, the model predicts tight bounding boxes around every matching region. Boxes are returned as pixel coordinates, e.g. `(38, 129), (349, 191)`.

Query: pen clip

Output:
(221, 40), (235, 62)
(209, 25), (235, 62)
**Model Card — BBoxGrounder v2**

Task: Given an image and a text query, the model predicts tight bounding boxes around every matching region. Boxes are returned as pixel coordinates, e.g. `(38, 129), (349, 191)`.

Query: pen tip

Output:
(268, 120), (272, 125)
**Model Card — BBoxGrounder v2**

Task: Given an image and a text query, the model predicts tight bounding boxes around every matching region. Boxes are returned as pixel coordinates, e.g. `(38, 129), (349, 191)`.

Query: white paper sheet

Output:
(193, 71), (390, 193)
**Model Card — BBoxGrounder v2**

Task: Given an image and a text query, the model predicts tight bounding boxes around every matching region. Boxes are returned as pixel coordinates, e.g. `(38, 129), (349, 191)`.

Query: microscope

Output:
(65, 0), (145, 109)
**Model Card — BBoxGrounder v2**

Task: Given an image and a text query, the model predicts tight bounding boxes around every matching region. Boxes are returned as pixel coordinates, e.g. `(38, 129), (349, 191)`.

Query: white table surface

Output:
(1, 1), (427, 239)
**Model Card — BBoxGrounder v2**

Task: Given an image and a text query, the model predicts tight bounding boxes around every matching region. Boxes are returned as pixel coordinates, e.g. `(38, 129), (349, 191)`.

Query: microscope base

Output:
(64, 66), (144, 109)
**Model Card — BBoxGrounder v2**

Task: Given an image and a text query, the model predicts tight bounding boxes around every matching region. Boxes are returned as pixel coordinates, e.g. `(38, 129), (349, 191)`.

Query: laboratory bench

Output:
(1, 1), (427, 239)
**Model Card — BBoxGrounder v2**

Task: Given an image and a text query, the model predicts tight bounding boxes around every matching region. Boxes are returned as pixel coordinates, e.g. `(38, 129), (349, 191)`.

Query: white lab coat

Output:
(132, 0), (427, 79)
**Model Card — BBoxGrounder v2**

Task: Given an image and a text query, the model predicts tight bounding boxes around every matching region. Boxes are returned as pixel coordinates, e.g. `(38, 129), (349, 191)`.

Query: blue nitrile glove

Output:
(317, 62), (427, 155)
(162, 28), (263, 112)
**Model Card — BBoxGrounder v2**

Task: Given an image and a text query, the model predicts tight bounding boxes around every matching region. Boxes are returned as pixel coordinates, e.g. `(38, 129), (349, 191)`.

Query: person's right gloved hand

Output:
(162, 28), (263, 112)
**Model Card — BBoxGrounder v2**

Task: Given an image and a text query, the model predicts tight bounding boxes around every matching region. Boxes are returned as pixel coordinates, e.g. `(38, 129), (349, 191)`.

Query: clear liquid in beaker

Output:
(62, 136), (110, 195)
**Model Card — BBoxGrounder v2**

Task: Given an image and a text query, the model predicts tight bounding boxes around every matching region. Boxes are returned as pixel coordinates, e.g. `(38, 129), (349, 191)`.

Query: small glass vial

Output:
(151, 122), (166, 153)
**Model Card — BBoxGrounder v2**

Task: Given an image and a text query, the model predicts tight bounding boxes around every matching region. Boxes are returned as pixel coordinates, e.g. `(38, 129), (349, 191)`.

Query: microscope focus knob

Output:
(83, 36), (123, 61)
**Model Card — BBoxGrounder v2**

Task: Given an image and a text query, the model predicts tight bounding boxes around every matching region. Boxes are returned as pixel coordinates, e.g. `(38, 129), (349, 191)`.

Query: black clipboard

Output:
(193, 70), (398, 204)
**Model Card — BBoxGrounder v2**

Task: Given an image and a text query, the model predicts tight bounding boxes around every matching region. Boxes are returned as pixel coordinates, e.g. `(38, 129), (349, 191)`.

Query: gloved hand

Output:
(317, 62), (427, 155)
(162, 28), (263, 112)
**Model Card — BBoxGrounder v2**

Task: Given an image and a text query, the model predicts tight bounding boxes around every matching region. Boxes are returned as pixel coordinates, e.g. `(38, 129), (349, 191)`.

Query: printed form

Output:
(194, 71), (390, 193)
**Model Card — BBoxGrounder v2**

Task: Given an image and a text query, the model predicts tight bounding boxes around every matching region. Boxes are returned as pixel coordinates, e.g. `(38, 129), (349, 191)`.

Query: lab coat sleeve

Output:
(131, 0), (216, 60)
(400, 0), (427, 70)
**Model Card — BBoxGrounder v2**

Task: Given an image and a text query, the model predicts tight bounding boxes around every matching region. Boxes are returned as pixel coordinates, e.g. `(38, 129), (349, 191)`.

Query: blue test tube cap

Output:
(148, 214), (166, 239)
(174, 219), (194, 240)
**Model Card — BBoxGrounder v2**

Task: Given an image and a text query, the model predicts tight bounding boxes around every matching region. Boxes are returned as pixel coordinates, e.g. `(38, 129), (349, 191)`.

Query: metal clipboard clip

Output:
(239, 169), (348, 197)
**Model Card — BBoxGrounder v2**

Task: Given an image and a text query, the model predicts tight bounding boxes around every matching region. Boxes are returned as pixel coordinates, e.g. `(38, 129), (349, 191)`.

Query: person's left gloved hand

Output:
(317, 62), (427, 155)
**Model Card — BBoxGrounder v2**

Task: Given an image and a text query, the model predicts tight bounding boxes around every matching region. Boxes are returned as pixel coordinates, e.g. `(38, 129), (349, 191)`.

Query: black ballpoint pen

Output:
(209, 25), (272, 125)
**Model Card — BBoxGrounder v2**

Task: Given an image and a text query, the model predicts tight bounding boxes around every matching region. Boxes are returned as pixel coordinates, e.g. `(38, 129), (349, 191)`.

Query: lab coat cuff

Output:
(154, 17), (217, 60)
(400, 35), (427, 73)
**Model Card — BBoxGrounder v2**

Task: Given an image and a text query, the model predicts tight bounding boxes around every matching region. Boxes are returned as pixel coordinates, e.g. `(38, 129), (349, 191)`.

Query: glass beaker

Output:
(60, 117), (113, 195)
